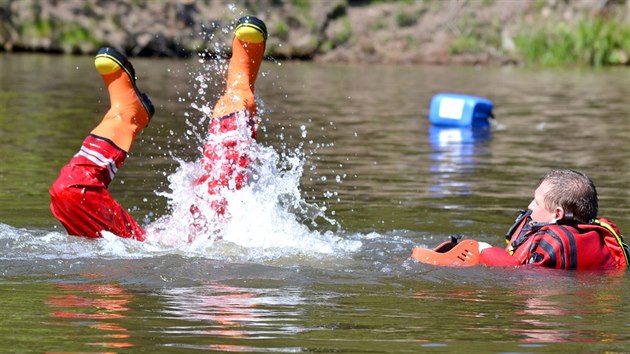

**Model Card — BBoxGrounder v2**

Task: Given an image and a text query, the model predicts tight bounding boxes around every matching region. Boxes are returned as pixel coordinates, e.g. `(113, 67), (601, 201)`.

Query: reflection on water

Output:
(428, 125), (492, 197)
(160, 282), (304, 352)
(45, 274), (134, 349)
(409, 270), (629, 347)
(509, 273), (628, 344)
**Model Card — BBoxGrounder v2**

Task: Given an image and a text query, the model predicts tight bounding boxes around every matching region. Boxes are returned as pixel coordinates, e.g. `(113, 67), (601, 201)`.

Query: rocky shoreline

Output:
(1, 0), (628, 66)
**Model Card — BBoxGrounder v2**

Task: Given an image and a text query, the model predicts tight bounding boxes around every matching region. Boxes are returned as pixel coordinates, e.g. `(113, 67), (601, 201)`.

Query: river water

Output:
(0, 52), (628, 353)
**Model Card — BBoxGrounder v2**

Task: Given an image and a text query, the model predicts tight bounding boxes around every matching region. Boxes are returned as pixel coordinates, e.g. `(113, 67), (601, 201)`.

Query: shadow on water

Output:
(0, 51), (629, 353)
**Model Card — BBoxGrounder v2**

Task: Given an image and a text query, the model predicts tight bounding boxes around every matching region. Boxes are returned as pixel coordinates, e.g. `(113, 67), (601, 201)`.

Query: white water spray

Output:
(141, 18), (361, 261)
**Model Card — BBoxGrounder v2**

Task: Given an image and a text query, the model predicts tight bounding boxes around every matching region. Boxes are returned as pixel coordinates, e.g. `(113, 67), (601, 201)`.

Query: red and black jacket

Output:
(480, 210), (629, 270)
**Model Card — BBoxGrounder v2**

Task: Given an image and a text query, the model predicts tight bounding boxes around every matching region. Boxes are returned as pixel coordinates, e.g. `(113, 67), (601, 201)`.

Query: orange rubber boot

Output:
(91, 48), (155, 152)
(212, 16), (267, 120)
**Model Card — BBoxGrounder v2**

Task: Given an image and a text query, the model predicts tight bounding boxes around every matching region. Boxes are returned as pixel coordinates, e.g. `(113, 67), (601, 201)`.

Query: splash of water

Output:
(0, 13), (363, 264)
(141, 18), (362, 261)
(146, 139), (361, 262)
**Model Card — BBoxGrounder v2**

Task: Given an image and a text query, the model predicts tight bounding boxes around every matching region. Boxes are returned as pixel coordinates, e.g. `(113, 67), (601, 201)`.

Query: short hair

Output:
(537, 169), (598, 223)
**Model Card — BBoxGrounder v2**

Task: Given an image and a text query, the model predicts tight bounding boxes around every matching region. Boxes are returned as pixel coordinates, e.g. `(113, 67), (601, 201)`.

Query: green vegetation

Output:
(404, 34), (418, 50)
(447, 14), (492, 55)
(371, 0), (414, 3)
(394, 7), (427, 28)
(59, 23), (99, 49)
(448, 36), (482, 55)
(370, 18), (386, 32)
(20, 19), (53, 38)
(395, 10), (416, 27)
(273, 20), (290, 41)
(514, 16), (630, 66)
(290, 0), (311, 13)
(334, 17), (353, 46)
(320, 17), (353, 53)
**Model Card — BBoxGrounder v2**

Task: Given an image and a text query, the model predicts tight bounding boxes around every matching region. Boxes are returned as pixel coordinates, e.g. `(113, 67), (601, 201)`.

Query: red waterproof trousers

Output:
(49, 134), (146, 240)
(50, 113), (254, 240)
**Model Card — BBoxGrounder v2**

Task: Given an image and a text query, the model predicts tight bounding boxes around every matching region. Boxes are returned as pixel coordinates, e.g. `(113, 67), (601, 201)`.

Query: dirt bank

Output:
(1, 0), (628, 66)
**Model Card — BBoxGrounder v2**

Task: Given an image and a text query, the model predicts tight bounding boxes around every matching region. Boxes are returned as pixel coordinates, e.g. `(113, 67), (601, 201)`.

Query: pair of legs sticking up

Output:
(49, 16), (267, 241)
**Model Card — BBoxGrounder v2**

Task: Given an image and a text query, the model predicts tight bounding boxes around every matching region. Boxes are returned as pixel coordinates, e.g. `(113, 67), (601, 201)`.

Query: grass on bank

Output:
(514, 16), (630, 66)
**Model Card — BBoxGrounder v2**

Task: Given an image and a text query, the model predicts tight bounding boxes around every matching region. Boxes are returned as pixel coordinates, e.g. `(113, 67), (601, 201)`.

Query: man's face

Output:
(527, 181), (558, 223)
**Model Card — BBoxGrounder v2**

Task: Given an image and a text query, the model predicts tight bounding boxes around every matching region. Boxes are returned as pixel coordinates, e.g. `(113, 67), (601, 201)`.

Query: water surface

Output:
(0, 53), (629, 353)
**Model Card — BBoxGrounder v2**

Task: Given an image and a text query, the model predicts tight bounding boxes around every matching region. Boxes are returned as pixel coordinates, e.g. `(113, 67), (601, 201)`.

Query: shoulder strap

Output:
(593, 219), (630, 269)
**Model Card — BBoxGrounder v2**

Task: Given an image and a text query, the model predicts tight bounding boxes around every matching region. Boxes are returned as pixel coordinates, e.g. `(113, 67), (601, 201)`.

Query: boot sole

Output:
(235, 16), (267, 43)
(95, 48), (155, 121)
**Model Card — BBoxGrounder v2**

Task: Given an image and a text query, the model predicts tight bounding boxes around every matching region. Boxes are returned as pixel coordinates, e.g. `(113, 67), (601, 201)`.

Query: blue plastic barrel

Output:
(428, 93), (494, 127)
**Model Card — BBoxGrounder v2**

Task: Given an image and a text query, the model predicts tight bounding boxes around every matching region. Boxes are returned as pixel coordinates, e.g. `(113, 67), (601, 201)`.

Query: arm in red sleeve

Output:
(479, 247), (523, 267)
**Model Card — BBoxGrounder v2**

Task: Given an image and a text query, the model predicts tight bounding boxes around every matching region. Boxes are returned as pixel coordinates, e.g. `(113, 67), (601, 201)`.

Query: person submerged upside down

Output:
(189, 16), (267, 238)
(412, 169), (629, 271)
(49, 16), (268, 242)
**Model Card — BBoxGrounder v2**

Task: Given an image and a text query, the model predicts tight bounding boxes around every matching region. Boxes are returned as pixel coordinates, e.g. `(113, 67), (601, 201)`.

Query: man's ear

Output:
(553, 207), (565, 222)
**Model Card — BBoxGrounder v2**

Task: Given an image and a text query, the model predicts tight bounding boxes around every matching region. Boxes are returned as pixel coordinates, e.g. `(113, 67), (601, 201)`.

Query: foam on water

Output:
(143, 134), (363, 262)
(0, 223), (148, 260)
(0, 142), (365, 262)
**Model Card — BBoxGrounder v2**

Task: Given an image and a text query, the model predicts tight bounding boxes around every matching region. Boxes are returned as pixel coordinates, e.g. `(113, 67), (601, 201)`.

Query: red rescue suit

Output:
(480, 210), (629, 270)
(50, 112), (254, 241)
(196, 111), (256, 202)
(49, 135), (146, 240)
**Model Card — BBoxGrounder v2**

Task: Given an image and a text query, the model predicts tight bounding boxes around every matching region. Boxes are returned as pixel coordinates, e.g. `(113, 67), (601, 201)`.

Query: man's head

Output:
(528, 169), (598, 224)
